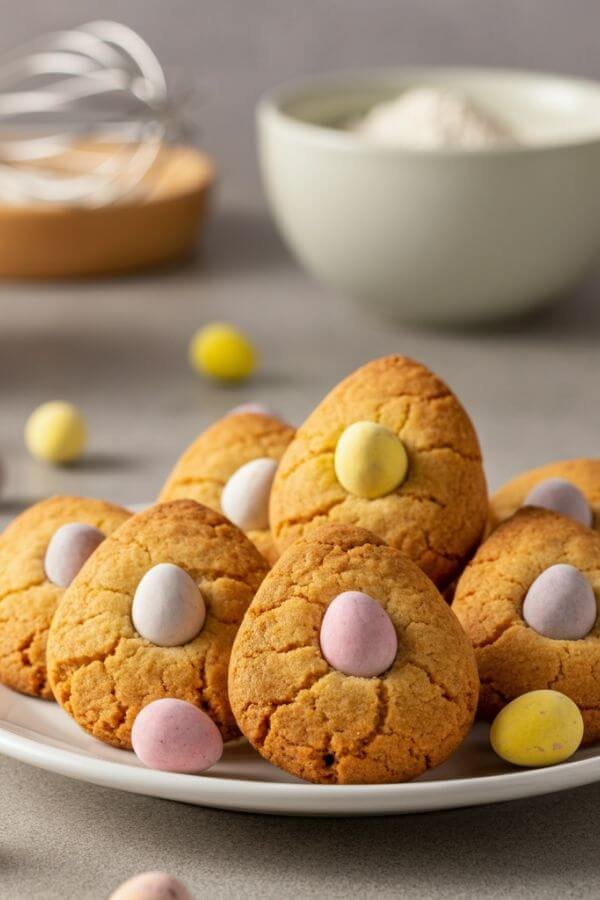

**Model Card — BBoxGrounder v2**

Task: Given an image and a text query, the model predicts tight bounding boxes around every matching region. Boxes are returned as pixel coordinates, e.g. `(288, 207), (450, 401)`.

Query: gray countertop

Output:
(1, 199), (599, 899)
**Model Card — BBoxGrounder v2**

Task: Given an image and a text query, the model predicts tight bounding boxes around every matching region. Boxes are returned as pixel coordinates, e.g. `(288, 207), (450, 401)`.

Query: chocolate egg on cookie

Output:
(0, 496), (130, 698)
(229, 523), (479, 784)
(488, 458), (600, 532)
(159, 411), (295, 565)
(269, 355), (487, 588)
(452, 507), (600, 742)
(46, 500), (268, 747)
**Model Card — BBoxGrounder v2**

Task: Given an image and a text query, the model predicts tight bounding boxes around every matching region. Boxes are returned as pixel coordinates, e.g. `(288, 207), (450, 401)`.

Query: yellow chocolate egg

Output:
(189, 322), (257, 382)
(25, 401), (87, 464)
(490, 690), (583, 767)
(334, 420), (408, 499)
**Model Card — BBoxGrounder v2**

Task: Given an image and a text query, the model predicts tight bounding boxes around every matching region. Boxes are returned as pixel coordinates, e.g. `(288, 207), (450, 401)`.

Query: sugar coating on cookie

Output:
(452, 507), (600, 743)
(158, 412), (295, 566)
(269, 355), (487, 588)
(229, 524), (479, 784)
(47, 500), (268, 748)
(488, 458), (600, 533)
(0, 496), (130, 698)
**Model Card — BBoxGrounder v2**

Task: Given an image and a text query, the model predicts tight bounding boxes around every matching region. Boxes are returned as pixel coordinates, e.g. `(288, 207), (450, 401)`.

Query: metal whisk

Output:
(0, 20), (175, 206)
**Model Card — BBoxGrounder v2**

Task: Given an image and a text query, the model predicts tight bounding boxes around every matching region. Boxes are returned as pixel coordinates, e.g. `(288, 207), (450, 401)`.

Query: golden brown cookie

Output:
(0, 496), (130, 699)
(489, 458), (600, 532)
(452, 507), (600, 743)
(47, 500), (268, 748)
(159, 412), (295, 565)
(229, 524), (479, 784)
(269, 355), (487, 588)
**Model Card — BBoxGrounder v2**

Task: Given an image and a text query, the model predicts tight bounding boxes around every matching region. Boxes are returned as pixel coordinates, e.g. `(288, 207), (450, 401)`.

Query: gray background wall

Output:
(1, 0), (598, 206)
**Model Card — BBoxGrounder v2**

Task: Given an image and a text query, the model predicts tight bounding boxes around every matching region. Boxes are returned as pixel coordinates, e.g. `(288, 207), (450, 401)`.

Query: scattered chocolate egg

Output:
(490, 690), (584, 767)
(523, 563), (597, 640)
(189, 322), (256, 382)
(132, 698), (223, 773)
(523, 477), (592, 527)
(334, 420), (408, 499)
(131, 563), (205, 647)
(221, 457), (278, 531)
(25, 400), (87, 464)
(320, 590), (398, 677)
(44, 522), (105, 588)
(109, 870), (193, 900)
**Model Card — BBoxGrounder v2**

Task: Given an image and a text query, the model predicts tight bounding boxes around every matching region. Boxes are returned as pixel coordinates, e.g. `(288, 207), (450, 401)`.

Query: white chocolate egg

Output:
(221, 457), (278, 531)
(44, 522), (105, 588)
(131, 563), (205, 647)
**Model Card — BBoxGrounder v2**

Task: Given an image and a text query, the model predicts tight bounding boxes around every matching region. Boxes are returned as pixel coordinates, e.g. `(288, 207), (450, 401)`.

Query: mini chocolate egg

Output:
(334, 421), (408, 499)
(189, 322), (256, 382)
(131, 563), (205, 647)
(132, 698), (223, 773)
(523, 563), (596, 640)
(25, 401), (87, 464)
(524, 478), (592, 527)
(221, 457), (278, 531)
(44, 522), (105, 588)
(227, 402), (272, 417)
(490, 690), (583, 767)
(320, 590), (398, 677)
(109, 870), (193, 900)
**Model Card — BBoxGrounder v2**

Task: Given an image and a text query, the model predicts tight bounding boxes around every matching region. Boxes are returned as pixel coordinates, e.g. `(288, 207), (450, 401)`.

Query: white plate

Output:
(1, 683), (600, 816)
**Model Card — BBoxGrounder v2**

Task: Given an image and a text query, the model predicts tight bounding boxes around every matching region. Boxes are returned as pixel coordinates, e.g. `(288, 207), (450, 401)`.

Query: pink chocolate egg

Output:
(109, 870), (192, 900)
(132, 698), (223, 773)
(44, 522), (105, 587)
(523, 478), (592, 527)
(320, 591), (398, 677)
(523, 563), (597, 640)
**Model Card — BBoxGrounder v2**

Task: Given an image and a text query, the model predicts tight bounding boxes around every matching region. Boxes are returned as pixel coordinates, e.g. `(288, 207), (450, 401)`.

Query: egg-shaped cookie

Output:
(452, 507), (600, 743)
(47, 500), (269, 748)
(269, 355), (487, 588)
(229, 523), (479, 784)
(489, 458), (600, 532)
(159, 412), (295, 565)
(0, 496), (130, 699)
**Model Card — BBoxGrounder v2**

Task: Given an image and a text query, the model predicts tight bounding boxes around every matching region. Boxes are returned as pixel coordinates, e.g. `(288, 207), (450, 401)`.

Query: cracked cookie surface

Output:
(488, 458), (600, 532)
(47, 500), (269, 748)
(229, 523), (479, 784)
(269, 355), (487, 588)
(0, 495), (130, 699)
(452, 507), (600, 743)
(158, 412), (295, 566)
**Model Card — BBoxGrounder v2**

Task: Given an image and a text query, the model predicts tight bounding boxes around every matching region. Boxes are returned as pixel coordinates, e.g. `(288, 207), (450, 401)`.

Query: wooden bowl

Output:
(0, 143), (214, 279)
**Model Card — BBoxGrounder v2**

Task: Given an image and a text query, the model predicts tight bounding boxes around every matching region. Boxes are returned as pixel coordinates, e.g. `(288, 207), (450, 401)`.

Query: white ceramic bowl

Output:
(258, 67), (600, 325)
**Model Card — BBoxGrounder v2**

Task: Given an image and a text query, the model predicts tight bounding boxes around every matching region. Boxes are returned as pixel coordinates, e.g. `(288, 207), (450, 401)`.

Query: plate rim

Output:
(1, 711), (600, 816)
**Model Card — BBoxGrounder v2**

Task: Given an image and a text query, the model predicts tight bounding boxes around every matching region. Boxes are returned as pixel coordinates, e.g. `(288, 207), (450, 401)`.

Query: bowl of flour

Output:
(258, 67), (600, 325)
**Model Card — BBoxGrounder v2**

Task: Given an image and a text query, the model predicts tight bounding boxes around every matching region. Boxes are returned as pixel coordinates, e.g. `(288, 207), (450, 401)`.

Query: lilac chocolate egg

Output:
(523, 478), (592, 527)
(44, 522), (105, 588)
(109, 870), (193, 899)
(523, 564), (597, 640)
(132, 698), (223, 774)
(132, 563), (205, 647)
(320, 591), (398, 677)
